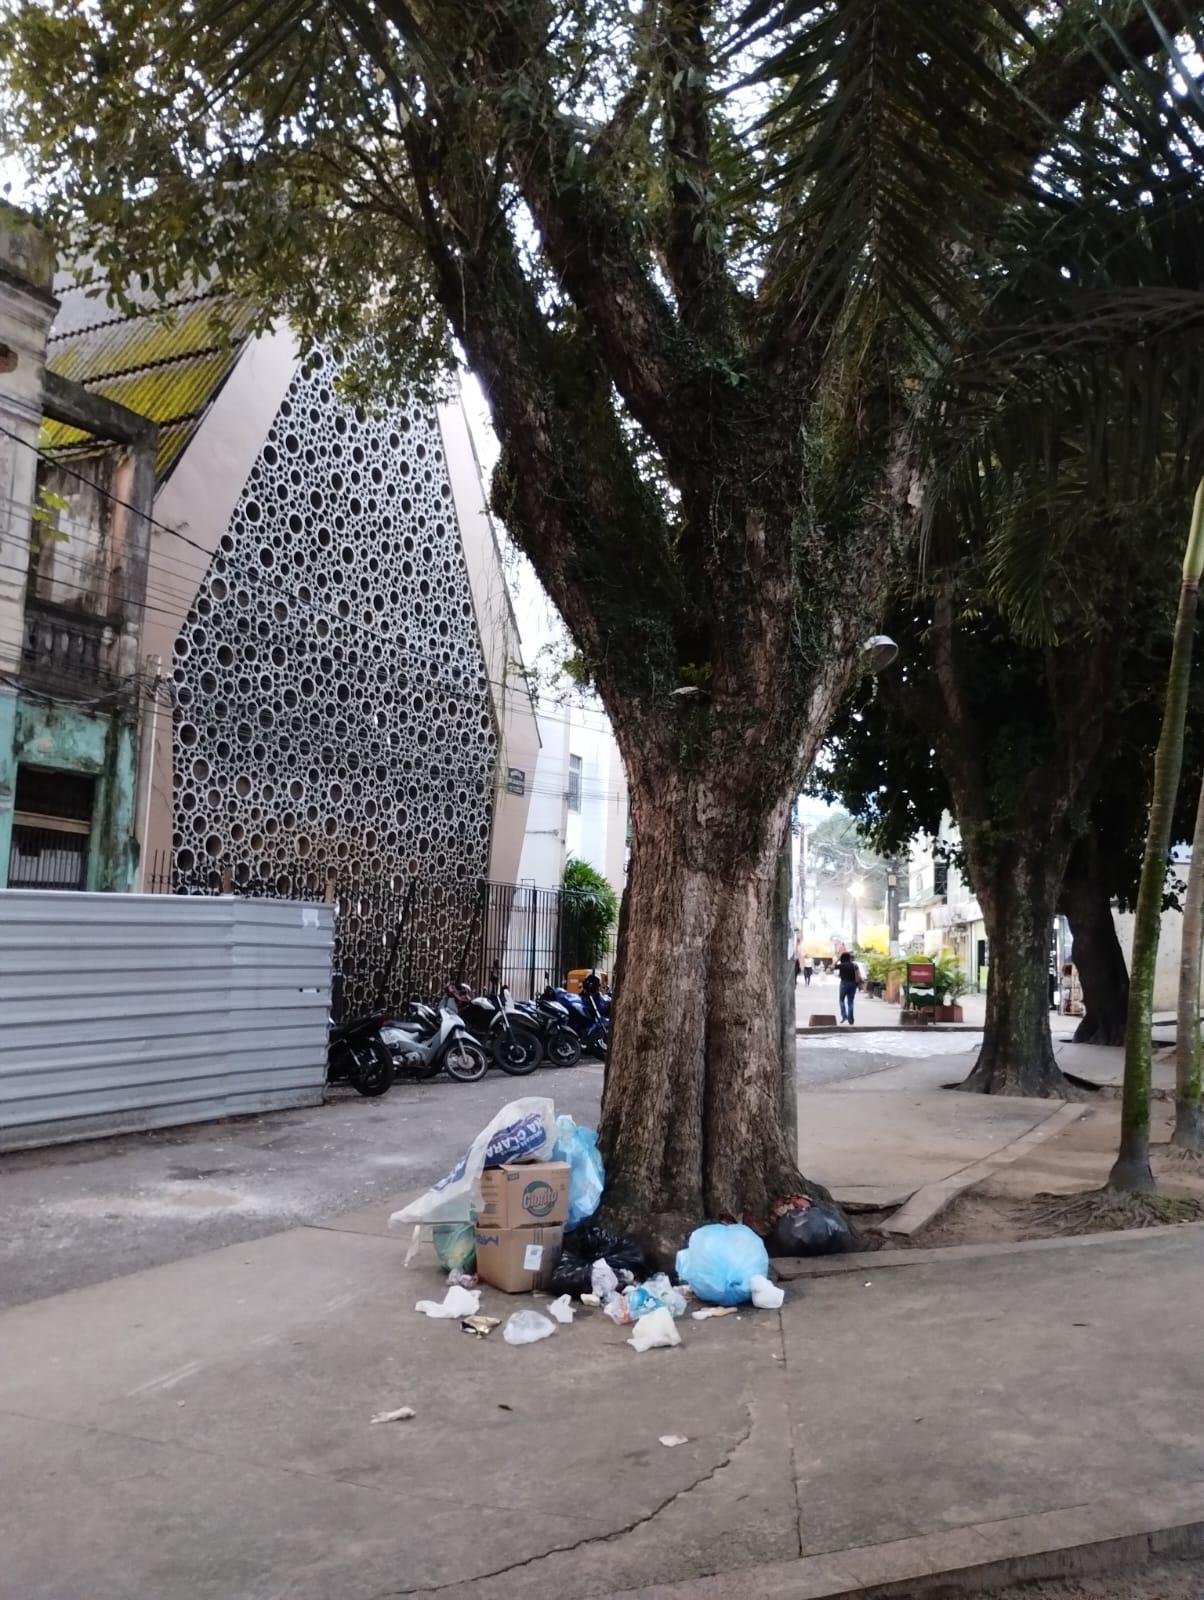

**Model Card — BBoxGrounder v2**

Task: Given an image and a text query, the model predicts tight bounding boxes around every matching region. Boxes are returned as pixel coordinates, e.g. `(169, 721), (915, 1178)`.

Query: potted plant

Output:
(933, 957), (969, 1022)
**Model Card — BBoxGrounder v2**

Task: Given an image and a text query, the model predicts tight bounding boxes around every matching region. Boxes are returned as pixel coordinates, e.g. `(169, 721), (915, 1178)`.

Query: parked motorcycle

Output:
(513, 983), (583, 1067)
(380, 1002), (489, 1084)
(551, 970), (611, 1061)
(444, 979), (545, 1074)
(327, 1010), (396, 1097)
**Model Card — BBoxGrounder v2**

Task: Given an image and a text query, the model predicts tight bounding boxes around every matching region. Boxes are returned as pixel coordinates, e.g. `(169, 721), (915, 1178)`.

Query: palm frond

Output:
(742, 0), (1038, 349)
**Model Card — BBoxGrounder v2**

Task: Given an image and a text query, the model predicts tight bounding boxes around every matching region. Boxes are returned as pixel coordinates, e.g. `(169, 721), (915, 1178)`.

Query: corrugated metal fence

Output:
(0, 890), (333, 1151)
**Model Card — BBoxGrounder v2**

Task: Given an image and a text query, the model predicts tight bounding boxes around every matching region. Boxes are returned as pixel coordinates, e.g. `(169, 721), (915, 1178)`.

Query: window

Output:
(933, 859), (949, 899)
(567, 754), (583, 813)
(8, 766), (94, 890)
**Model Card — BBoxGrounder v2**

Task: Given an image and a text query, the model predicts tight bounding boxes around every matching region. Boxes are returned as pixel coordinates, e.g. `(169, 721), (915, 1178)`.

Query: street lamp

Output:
(860, 635), (899, 675)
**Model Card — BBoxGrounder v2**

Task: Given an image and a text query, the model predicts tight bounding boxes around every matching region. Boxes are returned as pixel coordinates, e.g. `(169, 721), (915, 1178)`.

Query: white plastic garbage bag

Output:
(415, 1285), (481, 1319)
(590, 1259), (619, 1299)
(547, 1294), (575, 1324)
(391, 1098), (555, 1227)
(503, 1310), (557, 1345)
(627, 1306), (682, 1352)
(749, 1274), (785, 1310)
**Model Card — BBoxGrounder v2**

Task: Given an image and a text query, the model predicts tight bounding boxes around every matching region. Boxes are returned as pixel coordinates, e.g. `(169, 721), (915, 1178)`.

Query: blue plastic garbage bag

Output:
(552, 1115), (605, 1229)
(675, 1223), (770, 1306)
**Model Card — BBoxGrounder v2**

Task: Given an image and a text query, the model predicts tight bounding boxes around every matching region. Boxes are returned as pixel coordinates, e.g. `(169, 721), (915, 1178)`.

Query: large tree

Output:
(821, 476), (1201, 1094)
(5, 0), (1202, 1241)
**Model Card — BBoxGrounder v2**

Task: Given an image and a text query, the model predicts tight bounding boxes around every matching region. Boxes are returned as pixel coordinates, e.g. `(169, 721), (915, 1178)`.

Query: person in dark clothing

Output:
(836, 950), (859, 1024)
(802, 960), (813, 986)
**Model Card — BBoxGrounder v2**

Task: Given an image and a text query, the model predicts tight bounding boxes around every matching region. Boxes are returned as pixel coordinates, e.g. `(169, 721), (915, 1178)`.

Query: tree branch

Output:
(473, 6), (706, 475)
(1013, 0), (1204, 155)
(400, 115), (684, 711)
(659, 0), (728, 336)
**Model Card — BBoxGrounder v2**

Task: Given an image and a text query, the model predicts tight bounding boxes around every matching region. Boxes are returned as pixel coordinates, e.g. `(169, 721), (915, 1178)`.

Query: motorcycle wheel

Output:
(547, 1025), (583, 1068)
(492, 1027), (543, 1075)
(351, 1038), (394, 1097)
(444, 1038), (488, 1083)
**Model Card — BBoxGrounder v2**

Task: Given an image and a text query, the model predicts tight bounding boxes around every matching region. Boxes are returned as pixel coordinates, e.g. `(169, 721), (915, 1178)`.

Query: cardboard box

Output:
(477, 1161), (569, 1230)
(474, 1224), (564, 1293)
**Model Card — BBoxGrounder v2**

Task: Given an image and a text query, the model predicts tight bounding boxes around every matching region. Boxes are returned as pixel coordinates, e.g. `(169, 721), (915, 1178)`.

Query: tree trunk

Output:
(1061, 840), (1129, 1047)
(1111, 480), (1204, 1193)
(597, 777), (825, 1263)
(1173, 773), (1204, 1151)
(775, 817), (799, 1151)
(959, 846), (1071, 1097)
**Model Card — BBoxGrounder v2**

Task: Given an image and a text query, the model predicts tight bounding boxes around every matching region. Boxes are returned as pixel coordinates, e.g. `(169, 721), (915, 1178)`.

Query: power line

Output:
(1, 421), (629, 745)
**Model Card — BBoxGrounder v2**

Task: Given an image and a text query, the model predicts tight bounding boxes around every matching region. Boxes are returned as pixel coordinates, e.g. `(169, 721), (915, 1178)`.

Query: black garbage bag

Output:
(770, 1201), (855, 1257)
(550, 1223), (647, 1297)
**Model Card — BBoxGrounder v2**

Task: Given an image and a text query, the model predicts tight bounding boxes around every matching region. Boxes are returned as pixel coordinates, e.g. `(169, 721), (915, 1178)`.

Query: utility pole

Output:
(886, 858), (902, 954)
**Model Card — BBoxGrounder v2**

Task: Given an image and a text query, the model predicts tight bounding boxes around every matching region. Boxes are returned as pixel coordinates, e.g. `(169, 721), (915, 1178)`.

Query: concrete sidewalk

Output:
(4, 1207), (1204, 1600)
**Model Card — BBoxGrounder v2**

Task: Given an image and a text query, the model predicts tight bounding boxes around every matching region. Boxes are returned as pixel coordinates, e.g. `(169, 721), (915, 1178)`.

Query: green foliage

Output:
(933, 957), (969, 1004)
(562, 856), (619, 969)
(863, 950), (905, 986)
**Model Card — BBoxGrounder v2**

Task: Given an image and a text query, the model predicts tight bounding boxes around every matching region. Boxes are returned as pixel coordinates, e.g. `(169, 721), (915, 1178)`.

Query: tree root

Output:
(1156, 1142), (1204, 1166)
(1031, 1188), (1204, 1234)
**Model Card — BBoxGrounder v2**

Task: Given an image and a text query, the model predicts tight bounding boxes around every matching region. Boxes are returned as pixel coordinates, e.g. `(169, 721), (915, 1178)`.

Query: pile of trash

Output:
(391, 1098), (852, 1355)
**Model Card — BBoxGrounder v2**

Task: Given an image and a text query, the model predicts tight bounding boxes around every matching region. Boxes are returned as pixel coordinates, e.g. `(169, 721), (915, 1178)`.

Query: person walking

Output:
(802, 958), (813, 987)
(836, 949), (859, 1025)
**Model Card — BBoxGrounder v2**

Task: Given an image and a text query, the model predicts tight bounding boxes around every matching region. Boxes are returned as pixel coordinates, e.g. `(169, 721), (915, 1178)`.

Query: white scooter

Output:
(380, 1002), (489, 1083)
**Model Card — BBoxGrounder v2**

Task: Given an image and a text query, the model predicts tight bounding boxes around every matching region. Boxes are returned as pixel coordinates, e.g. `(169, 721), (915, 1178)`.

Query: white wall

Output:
(515, 707), (569, 888)
(563, 707), (627, 891)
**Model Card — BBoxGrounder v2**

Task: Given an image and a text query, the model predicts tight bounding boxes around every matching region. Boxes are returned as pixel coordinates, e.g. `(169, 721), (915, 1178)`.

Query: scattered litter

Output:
(749, 1274), (785, 1310)
(433, 1222), (478, 1274)
(627, 1306), (682, 1352)
(864, 1281), (872, 1288)
(446, 1268), (479, 1289)
(551, 1115), (605, 1229)
(676, 1223), (769, 1306)
(503, 1309), (557, 1345)
(498, 1403), (513, 1411)
(415, 1285), (481, 1319)
(770, 1200), (855, 1257)
(392, 1098), (556, 1226)
(547, 1294), (575, 1324)
(691, 1306), (738, 1321)
(602, 1294), (633, 1324)
(590, 1259), (619, 1299)
(659, 1434), (688, 1447)
(581, 1293), (601, 1308)
(550, 1224), (646, 1298)
(370, 1406), (416, 1425)
(625, 1272), (689, 1320)
(461, 1315), (501, 1338)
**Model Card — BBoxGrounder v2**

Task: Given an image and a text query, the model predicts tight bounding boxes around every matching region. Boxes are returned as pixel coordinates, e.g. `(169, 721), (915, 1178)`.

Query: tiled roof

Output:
(43, 275), (259, 477)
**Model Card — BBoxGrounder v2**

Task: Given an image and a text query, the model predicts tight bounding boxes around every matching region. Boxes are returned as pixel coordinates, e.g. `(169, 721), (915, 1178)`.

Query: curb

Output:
(610, 1481), (1204, 1599)
(878, 1099), (1087, 1239)
(772, 1217), (1204, 1279)
(797, 1024), (984, 1036)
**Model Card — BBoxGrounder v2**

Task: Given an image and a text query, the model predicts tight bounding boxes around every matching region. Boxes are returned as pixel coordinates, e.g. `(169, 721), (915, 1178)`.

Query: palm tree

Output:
(1112, 481), (1204, 1188)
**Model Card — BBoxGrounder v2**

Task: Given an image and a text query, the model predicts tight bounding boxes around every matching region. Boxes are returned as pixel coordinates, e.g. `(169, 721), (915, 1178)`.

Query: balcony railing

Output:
(21, 599), (123, 691)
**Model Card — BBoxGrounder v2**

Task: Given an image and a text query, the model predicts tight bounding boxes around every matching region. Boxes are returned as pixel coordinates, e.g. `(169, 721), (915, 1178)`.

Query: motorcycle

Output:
(551, 970), (611, 1061)
(380, 1002), (489, 1084)
(513, 982), (583, 1067)
(327, 1010), (396, 1097)
(444, 978), (545, 1074)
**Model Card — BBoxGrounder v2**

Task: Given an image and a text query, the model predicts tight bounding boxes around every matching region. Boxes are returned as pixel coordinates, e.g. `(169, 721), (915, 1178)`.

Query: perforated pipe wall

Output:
(170, 350), (496, 1006)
